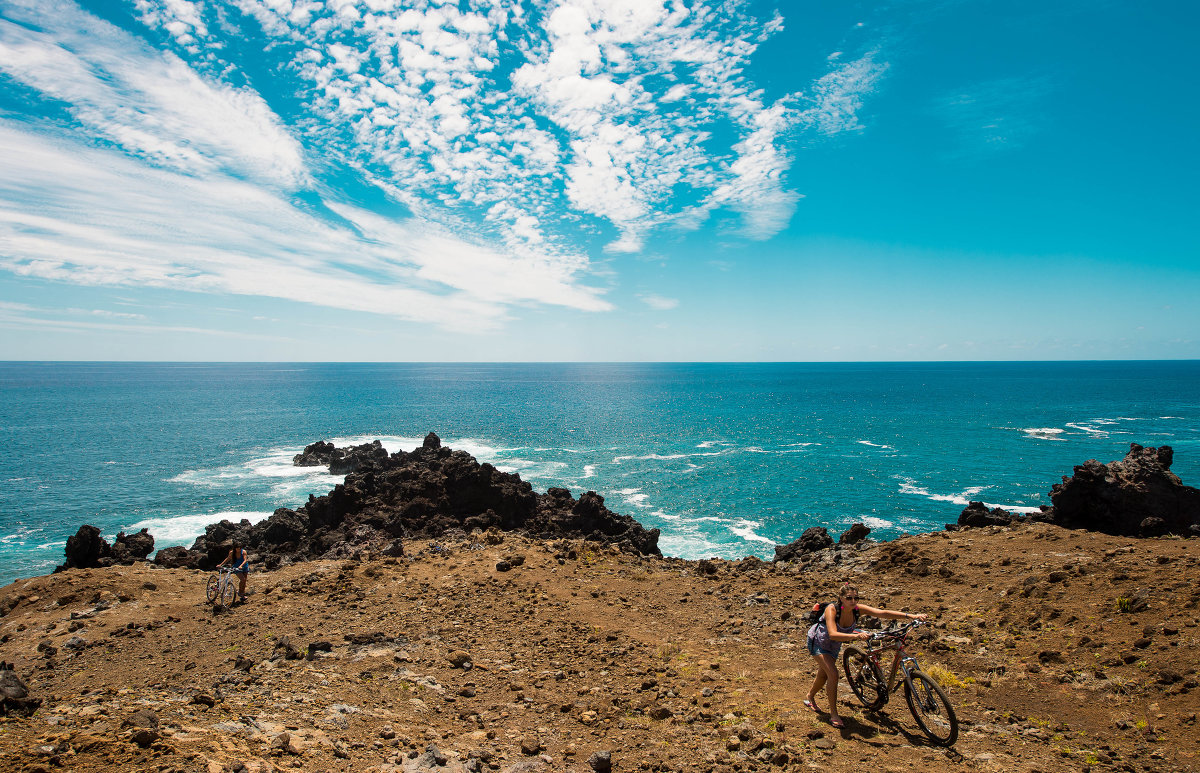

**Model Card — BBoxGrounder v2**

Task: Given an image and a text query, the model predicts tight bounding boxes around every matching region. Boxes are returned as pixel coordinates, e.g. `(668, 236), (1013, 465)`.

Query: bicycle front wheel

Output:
(220, 576), (238, 607)
(904, 670), (958, 746)
(842, 646), (887, 710)
(205, 573), (221, 603)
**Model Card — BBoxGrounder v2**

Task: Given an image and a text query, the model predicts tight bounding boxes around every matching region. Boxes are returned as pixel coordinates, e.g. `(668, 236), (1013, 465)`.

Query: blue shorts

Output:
(807, 636), (839, 658)
(233, 566), (249, 575)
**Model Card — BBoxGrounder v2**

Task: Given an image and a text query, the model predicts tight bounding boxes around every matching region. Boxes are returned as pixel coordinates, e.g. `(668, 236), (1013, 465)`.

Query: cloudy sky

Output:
(0, 0), (1195, 360)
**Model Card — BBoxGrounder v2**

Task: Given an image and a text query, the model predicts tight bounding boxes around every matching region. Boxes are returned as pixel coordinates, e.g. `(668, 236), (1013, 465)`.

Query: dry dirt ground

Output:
(1, 521), (1198, 773)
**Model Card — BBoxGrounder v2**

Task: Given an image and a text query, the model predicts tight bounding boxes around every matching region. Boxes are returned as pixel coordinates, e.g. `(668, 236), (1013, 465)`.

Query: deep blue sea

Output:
(2, 361), (1198, 586)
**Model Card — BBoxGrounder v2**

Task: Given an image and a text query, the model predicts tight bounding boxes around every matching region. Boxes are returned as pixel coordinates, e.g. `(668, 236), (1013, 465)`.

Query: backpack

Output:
(807, 601), (834, 625)
(807, 600), (860, 626)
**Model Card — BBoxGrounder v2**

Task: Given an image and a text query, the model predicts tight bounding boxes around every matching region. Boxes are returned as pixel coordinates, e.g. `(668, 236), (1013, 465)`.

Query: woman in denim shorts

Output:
(805, 584), (926, 728)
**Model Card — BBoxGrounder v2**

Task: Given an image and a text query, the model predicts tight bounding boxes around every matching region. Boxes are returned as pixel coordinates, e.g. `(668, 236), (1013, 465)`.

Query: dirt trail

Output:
(1, 522), (1197, 773)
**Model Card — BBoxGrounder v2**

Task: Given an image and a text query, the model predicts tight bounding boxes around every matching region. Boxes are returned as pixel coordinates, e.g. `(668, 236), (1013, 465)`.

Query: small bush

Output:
(924, 663), (965, 690)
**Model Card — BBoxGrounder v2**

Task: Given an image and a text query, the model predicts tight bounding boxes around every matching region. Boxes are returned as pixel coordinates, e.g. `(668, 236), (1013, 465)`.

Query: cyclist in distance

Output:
(217, 541), (251, 604)
(806, 583), (927, 728)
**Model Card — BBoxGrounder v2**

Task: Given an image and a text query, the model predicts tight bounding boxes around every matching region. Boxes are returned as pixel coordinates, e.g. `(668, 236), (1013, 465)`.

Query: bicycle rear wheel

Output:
(904, 670), (958, 746)
(205, 573), (221, 603)
(842, 646), (887, 710)
(220, 576), (238, 607)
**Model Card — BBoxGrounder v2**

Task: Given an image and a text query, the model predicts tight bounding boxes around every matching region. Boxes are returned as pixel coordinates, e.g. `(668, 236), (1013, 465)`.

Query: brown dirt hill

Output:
(1, 522), (1197, 773)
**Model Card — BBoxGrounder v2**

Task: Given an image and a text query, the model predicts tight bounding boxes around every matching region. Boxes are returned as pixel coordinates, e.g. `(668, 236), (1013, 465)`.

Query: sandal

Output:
(803, 699), (820, 713)
(830, 717), (846, 729)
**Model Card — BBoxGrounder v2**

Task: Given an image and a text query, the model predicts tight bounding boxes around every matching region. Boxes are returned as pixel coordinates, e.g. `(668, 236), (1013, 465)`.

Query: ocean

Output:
(2, 361), (1197, 586)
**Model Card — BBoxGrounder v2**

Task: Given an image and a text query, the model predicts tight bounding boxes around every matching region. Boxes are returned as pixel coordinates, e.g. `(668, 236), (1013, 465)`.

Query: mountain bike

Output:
(842, 619), (958, 746)
(205, 566), (239, 607)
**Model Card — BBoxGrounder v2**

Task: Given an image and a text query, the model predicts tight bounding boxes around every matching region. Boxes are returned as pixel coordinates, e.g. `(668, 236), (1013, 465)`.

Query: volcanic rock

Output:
(153, 545), (195, 569)
(109, 529), (154, 562)
(155, 436), (660, 570)
(774, 527), (833, 561)
(62, 525), (106, 570)
(838, 523), (871, 545)
(0, 662), (40, 717)
(957, 502), (1016, 528)
(293, 439), (389, 475)
(293, 440), (336, 467)
(1048, 444), (1200, 537)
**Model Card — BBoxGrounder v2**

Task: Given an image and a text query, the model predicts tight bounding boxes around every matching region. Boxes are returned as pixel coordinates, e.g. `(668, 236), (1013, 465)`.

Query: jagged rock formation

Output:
(293, 439), (389, 475)
(58, 527), (154, 571)
(1048, 443), (1200, 537)
(955, 501), (1019, 528)
(773, 526), (834, 561)
(952, 444), (1199, 538)
(838, 523), (872, 545)
(152, 432), (660, 571)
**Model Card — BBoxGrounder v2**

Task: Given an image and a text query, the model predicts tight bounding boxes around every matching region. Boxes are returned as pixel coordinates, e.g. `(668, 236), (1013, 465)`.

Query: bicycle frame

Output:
(207, 566), (239, 606)
(859, 622), (924, 703)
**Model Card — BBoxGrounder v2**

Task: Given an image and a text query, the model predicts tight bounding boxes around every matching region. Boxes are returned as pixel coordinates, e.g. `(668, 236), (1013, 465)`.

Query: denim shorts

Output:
(807, 636), (839, 658)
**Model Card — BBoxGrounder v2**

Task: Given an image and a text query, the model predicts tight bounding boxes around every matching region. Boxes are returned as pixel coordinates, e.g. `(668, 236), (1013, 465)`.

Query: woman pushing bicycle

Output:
(217, 542), (251, 604)
(805, 583), (926, 728)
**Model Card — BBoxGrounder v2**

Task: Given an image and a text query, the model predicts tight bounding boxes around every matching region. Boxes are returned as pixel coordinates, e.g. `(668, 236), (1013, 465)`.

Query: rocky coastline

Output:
(2, 439), (1198, 772)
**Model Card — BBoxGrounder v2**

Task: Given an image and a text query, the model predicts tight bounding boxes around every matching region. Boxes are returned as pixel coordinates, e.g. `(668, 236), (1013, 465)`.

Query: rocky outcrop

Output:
(59, 527), (154, 571)
(1048, 444), (1200, 537)
(773, 527), (833, 562)
(838, 523), (871, 545)
(145, 434), (660, 570)
(293, 439), (389, 475)
(956, 502), (1017, 528)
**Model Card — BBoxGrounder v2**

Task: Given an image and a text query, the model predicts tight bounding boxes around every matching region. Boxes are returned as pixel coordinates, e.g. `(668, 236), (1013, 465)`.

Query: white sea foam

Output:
(897, 479), (1042, 514)
(612, 450), (731, 464)
(493, 459), (569, 479)
(650, 510), (680, 521)
(1065, 422), (1108, 437)
(582, 465), (597, 479)
(728, 519), (774, 544)
(697, 440), (736, 449)
(856, 440), (893, 450)
(615, 488), (651, 508)
(657, 533), (736, 560)
(1022, 427), (1066, 440)
(325, 434), (427, 454)
(125, 511), (273, 546)
(859, 516), (893, 529)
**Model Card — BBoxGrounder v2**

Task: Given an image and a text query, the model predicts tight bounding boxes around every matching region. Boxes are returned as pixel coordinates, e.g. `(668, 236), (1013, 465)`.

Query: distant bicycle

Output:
(842, 619), (958, 746)
(205, 566), (239, 607)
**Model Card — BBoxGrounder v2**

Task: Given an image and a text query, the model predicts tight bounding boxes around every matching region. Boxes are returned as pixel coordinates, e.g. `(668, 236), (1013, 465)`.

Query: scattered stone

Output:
(587, 750), (612, 773)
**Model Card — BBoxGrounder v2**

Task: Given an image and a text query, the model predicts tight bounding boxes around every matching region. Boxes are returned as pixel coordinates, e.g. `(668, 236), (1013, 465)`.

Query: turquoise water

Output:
(2, 361), (1198, 585)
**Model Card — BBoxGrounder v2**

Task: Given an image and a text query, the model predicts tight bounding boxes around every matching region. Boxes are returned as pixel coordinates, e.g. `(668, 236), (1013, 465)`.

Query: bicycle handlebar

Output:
(867, 619), (924, 641)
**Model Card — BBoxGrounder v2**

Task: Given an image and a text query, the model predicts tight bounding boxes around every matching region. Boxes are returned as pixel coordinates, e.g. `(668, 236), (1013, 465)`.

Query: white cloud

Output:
(142, 0), (885, 253)
(638, 293), (679, 311)
(0, 0), (890, 332)
(0, 125), (608, 329)
(0, 0), (308, 189)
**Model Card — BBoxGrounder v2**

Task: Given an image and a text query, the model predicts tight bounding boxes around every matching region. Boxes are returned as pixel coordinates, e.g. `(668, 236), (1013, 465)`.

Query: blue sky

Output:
(0, 0), (1195, 361)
